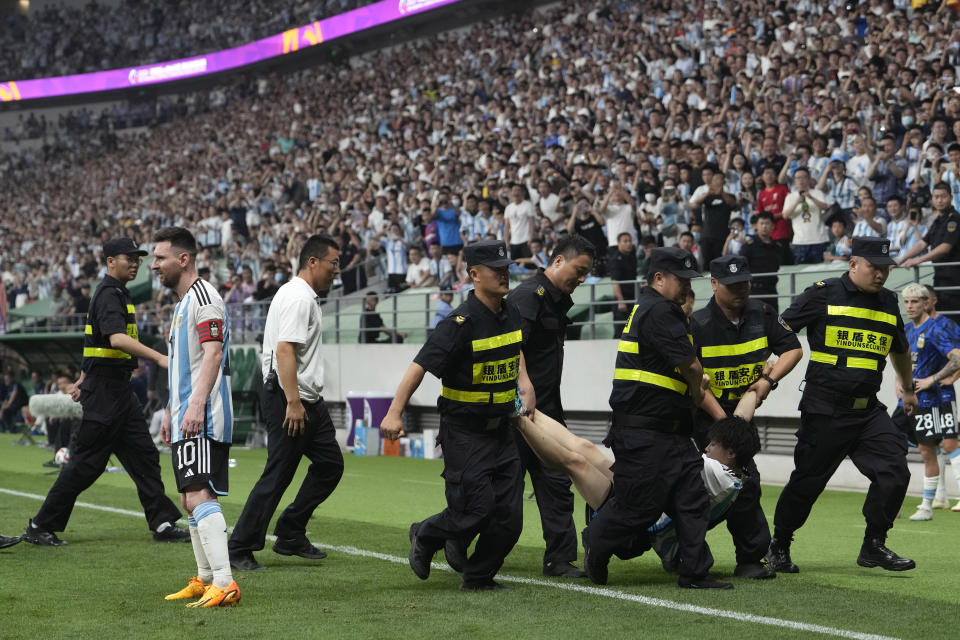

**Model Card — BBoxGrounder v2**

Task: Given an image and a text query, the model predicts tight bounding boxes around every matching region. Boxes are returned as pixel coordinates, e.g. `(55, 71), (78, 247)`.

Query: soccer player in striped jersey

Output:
(151, 227), (240, 608)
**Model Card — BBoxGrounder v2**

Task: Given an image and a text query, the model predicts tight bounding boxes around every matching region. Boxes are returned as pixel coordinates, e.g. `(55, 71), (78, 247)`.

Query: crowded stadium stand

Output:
(2, 0), (960, 457)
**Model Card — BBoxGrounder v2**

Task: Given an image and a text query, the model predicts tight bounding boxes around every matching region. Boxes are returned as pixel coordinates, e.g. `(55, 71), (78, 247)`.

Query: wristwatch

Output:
(761, 374), (778, 390)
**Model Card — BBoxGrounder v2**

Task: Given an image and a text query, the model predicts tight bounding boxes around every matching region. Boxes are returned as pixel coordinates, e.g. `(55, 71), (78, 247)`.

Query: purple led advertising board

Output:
(0, 0), (462, 103)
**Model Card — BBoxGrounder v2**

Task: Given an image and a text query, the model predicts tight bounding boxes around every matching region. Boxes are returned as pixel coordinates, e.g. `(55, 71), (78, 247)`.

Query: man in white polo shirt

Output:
(229, 234), (345, 571)
(783, 167), (830, 264)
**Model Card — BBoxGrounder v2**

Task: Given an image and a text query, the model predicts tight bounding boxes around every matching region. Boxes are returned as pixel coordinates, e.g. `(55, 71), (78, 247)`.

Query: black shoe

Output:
(408, 522), (436, 580)
(42, 459), (59, 468)
(765, 536), (799, 573)
(857, 538), (916, 571)
(0, 534), (21, 549)
(22, 521), (66, 547)
(444, 538), (467, 573)
(230, 551), (266, 571)
(582, 540), (608, 585)
(153, 524), (191, 543)
(733, 562), (776, 579)
(459, 579), (512, 591)
(272, 538), (328, 559)
(543, 561), (588, 578)
(678, 575), (734, 589)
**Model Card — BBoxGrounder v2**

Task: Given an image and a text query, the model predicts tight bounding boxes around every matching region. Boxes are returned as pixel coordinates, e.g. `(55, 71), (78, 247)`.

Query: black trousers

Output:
(33, 375), (180, 533)
(773, 405), (909, 540)
(584, 428), (713, 579)
(512, 398), (577, 565)
(694, 412), (770, 565)
(418, 420), (523, 583)
(699, 236), (725, 271)
(230, 387), (344, 553)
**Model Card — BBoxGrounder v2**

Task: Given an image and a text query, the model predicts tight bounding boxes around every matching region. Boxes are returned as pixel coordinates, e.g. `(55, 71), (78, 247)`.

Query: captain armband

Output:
(197, 319), (225, 343)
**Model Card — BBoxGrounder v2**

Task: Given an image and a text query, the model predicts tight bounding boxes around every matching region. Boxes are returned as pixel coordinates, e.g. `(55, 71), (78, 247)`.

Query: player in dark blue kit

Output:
(923, 285), (960, 510)
(893, 284), (960, 521)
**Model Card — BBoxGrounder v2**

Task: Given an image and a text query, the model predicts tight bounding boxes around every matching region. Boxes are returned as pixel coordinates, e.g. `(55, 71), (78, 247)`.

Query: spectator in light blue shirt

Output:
(435, 191), (465, 253)
(432, 290), (455, 328)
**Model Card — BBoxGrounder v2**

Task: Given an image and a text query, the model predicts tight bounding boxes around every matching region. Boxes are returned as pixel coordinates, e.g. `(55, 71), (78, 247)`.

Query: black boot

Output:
(765, 536), (799, 573)
(857, 538), (915, 571)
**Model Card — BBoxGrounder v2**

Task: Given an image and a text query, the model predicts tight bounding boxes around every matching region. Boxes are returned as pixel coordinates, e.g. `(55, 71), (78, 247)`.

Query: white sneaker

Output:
(932, 497), (950, 510)
(952, 500), (960, 513)
(909, 506), (933, 521)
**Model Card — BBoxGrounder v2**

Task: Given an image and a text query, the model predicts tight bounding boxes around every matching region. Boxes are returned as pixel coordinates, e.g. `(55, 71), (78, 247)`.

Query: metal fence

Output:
(5, 261), (959, 341)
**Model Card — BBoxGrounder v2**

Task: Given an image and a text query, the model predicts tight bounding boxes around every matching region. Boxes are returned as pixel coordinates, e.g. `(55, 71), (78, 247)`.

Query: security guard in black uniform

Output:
(22, 238), (187, 546)
(767, 237), (919, 573)
(692, 255), (803, 580)
(508, 233), (596, 578)
(381, 239), (536, 591)
(582, 247), (732, 589)
(898, 182), (960, 315)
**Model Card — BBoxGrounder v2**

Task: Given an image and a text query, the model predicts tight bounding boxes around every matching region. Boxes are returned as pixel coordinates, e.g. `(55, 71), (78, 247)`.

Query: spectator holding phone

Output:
(783, 168), (830, 264)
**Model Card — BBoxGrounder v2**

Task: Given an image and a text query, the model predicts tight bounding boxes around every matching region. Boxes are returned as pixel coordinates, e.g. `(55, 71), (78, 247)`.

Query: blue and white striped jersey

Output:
(887, 219), (927, 258)
(382, 237), (407, 275)
(168, 278), (233, 443)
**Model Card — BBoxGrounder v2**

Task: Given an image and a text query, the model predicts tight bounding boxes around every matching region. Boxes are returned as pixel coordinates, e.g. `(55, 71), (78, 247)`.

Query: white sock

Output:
(194, 502), (233, 588)
(188, 516), (212, 584)
(921, 476), (938, 509)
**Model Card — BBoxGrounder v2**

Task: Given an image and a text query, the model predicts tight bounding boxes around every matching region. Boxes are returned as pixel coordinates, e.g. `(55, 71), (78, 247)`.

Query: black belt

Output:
(803, 384), (877, 410)
(612, 411), (690, 434)
(443, 416), (510, 431)
(86, 368), (132, 381)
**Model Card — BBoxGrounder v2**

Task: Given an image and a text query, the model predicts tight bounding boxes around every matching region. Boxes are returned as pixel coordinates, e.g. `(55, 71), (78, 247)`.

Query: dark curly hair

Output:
(706, 416), (761, 467)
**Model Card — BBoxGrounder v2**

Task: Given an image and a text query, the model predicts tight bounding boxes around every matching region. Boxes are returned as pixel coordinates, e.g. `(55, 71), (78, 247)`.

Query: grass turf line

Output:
(0, 435), (955, 639)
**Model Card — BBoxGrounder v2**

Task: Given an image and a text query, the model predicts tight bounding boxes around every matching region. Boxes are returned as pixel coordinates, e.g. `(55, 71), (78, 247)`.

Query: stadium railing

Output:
(5, 261), (956, 340)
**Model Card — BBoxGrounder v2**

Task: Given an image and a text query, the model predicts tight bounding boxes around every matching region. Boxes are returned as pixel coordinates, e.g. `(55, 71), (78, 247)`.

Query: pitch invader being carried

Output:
(894, 283), (960, 521)
(151, 227), (240, 608)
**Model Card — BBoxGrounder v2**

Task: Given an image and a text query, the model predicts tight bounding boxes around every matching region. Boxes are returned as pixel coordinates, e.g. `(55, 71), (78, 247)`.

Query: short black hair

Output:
(616, 231), (633, 242)
(933, 181), (952, 195)
(549, 233), (597, 263)
(154, 226), (198, 258)
(707, 416), (761, 467)
(755, 211), (775, 222)
(298, 234), (340, 270)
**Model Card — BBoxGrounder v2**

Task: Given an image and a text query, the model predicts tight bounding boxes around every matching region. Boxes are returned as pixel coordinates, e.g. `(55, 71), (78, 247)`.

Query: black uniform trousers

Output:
(418, 420), (523, 584)
(229, 386), (344, 553)
(511, 397), (577, 565)
(33, 374), (180, 533)
(694, 413), (770, 565)
(584, 427), (713, 578)
(773, 404), (909, 540)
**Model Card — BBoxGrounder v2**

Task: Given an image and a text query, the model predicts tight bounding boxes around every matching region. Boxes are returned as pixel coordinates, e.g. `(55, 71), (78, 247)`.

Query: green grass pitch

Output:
(0, 434), (955, 640)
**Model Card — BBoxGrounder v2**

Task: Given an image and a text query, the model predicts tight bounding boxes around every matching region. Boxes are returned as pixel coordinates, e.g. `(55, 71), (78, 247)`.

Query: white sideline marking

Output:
(1, 487), (898, 640)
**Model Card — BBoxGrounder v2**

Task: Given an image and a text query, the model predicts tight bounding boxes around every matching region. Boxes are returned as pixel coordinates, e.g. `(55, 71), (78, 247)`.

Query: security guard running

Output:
(767, 237), (919, 573)
(23, 237), (188, 546)
(692, 255), (803, 580)
(381, 239), (536, 591)
(583, 247), (730, 589)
